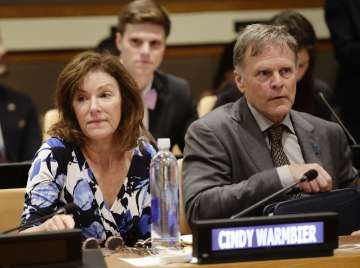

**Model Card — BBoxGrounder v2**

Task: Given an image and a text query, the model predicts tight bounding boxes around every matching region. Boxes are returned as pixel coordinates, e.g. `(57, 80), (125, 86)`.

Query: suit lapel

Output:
(232, 101), (323, 169)
(232, 98), (274, 171)
(290, 111), (322, 165)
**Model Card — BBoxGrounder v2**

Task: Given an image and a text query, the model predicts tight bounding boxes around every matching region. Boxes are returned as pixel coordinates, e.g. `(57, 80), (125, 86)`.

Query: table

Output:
(104, 236), (360, 268)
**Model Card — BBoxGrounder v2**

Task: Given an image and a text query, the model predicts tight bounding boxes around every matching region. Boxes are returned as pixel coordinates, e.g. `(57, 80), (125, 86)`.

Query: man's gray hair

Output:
(233, 24), (298, 69)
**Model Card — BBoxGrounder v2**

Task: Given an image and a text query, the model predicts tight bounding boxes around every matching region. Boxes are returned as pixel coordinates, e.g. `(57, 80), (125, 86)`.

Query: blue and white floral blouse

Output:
(21, 137), (156, 246)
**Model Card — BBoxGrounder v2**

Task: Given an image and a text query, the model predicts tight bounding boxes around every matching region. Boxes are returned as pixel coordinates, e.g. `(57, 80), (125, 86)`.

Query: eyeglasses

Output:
(82, 236), (152, 257)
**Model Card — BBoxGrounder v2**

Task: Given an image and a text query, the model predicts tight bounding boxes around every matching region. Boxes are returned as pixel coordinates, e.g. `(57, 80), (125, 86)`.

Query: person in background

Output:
(212, 40), (237, 95)
(115, 0), (197, 152)
(325, 0), (360, 143)
(183, 24), (356, 223)
(95, 26), (120, 56)
(211, 40), (243, 110)
(0, 30), (41, 162)
(270, 10), (333, 121)
(21, 51), (155, 246)
(211, 11), (334, 122)
(197, 40), (242, 117)
(325, 0), (360, 237)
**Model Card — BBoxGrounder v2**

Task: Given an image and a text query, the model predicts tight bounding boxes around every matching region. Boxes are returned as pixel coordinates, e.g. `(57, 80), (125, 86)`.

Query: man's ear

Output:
(115, 32), (123, 51)
(234, 69), (245, 94)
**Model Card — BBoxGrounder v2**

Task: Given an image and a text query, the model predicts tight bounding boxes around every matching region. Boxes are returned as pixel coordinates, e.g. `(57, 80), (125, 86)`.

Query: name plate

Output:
(192, 212), (338, 263)
(0, 229), (82, 267)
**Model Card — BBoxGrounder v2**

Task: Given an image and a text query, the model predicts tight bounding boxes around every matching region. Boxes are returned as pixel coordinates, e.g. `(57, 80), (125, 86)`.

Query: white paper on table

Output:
(119, 248), (193, 266)
(337, 243), (360, 250)
(120, 256), (162, 267)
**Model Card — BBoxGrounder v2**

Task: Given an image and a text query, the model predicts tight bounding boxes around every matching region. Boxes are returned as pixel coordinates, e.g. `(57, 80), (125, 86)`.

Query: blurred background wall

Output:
(0, 0), (333, 117)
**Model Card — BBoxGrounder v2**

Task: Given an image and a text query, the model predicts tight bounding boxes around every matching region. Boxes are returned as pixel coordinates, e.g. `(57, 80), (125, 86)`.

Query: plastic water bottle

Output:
(150, 138), (181, 253)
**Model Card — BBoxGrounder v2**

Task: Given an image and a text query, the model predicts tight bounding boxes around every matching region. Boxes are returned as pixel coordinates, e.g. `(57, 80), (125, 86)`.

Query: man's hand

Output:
(289, 163), (332, 193)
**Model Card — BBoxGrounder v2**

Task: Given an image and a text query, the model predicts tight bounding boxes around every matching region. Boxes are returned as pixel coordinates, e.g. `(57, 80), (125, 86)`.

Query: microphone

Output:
(318, 92), (357, 145)
(2, 203), (78, 235)
(230, 169), (318, 219)
(318, 92), (360, 169)
(137, 136), (158, 154)
(137, 136), (148, 156)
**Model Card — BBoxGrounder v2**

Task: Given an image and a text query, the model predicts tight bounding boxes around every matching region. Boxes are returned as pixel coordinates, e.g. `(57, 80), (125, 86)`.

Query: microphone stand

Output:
(318, 92), (357, 145)
(318, 92), (360, 170)
(231, 181), (300, 219)
(231, 170), (318, 219)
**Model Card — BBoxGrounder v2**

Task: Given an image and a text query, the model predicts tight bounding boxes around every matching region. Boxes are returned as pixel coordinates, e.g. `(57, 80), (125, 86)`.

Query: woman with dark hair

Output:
(20, 51), (155, 246)
(270, 10), (333, 120)
(198, 40), (243, 116)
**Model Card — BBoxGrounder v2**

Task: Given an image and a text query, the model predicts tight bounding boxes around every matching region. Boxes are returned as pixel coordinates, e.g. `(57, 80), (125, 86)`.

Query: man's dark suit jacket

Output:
(149, 71), (197, 151)
(0, 85), (41, 162)
(325, 0), (360, 141)
(183, 97), (356, 223)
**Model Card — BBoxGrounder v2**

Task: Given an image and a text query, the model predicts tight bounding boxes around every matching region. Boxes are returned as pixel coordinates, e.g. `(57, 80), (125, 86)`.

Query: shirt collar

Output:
(247, 102), (295, 134)
(141, 77), (154, 97)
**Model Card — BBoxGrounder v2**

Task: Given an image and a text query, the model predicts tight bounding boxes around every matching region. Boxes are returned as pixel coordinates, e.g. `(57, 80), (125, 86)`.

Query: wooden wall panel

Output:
(0, 0), (325, 18)
(1, 40), (335, 116)
(5, 45), (225, 63)
(0, 0), (332, 117)
(2, 44), (225, 114)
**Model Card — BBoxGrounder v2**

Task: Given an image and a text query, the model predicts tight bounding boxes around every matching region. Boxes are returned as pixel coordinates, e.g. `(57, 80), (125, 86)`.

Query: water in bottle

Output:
(150, 138), (181, 253)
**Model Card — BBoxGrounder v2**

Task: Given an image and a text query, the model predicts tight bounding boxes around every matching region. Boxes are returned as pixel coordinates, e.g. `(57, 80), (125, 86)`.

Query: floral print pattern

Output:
(21, 137), (155, 246)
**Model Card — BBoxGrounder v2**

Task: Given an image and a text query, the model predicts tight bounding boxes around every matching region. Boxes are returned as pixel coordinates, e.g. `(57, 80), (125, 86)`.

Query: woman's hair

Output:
(270, 11), (316, 53)
(49, 51), (144, 152)
(270, 10), (317, 114)
(212, 40), (236, 92)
